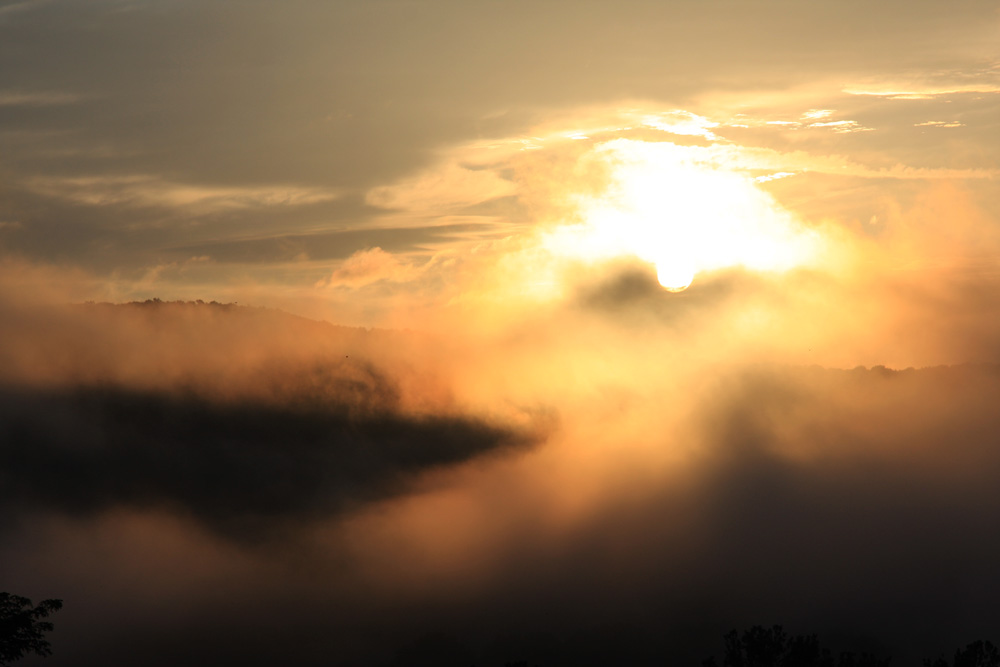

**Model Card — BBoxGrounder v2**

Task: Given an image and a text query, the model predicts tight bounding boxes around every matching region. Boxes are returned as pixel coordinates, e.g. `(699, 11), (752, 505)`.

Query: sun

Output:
(656, 260), (695, 292)
(546, 139), (820, 290)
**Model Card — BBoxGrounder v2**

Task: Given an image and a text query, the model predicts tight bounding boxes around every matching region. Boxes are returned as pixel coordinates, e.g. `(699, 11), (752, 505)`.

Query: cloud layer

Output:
(0, 293), (999, 665)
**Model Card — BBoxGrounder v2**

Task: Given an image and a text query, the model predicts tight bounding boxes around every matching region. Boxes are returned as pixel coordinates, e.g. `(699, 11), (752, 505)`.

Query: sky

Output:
(2, 1), (1000, 666)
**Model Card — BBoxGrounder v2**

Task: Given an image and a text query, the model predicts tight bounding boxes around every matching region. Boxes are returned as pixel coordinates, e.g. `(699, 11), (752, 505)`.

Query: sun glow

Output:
(547, 139), (821, 290)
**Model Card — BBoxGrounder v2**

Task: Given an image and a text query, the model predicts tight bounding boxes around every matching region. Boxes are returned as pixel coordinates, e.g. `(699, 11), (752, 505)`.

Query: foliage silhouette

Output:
(838, 652), (892, 667)
(709, 626), (1000, 667)
(925, 640), (1000, 667)
(0, 593), (62, 666)
(711, 626), (891, 667)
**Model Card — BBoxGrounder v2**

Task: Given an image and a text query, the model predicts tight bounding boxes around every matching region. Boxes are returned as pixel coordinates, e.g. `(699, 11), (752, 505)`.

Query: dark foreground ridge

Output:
(0, 383), (536, 541)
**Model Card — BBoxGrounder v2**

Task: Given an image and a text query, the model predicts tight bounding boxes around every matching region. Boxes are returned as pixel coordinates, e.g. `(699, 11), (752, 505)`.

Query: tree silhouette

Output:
(713, 626), (888, 667)
(926, 641), (1000, 667)
(785, 634), (828, 667)
(954, 641), (1000, 667)
(0, 593), (63, 666)
(722, 626), (798, 667)
(838, 652), (891, 667)
(742, 625), (789, 667)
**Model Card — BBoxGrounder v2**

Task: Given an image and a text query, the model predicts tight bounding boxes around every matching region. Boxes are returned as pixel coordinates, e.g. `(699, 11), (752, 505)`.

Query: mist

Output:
(4, 242), (1000, 665)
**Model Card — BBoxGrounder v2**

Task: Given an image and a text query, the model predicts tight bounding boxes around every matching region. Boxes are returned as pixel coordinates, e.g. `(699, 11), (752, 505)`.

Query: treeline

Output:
(7, 601), (1000, 667)
(701, 626), (998, 667)
(79, 297), (240, 309)
(495, 626), (999, 667)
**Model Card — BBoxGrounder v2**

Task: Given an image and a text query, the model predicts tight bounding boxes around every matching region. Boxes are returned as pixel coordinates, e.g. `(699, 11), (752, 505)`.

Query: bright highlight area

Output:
(545, 140), (822, 290)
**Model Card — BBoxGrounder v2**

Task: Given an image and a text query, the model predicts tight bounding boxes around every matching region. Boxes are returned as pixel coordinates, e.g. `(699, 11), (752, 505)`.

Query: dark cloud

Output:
(680, 365), (1000, 658)
(573, 262), (778, 327)
(574, 262), (665, 308)
(329, 364), (1000, 667)
(0, 383), (535, 541)
(0, 300), (542, 540)
(5, 344), (1000, 665)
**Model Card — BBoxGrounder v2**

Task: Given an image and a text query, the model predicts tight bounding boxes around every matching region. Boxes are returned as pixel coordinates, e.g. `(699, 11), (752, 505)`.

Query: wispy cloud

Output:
(699, 144), (1000, 180)
(0, 90), (81, 106)
(0, 0), (48, 19)
(753, 171), (797, 183)
(843, 61), (1000, 99)
(806, 119), (873, 133)
(845, 84), (1000, 99)
(721, 114), (873, 133)
(365, 162), (515, 213)
(638, 109), (720, 140)
(914, 120), (965, 128)
(802, 109), (834, 120)
(24, 175), (340, 213)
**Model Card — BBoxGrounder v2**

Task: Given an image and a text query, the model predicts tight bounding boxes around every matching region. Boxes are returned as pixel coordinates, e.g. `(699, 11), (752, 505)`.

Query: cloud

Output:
(845, 84), (1000, 99)
(0, 382), (535, 540)
(915, 120), (965, 128)
(7, 358), (1000, 666)
(716, 113), (873, 134)
(3, 247), (1000, 665)
(805, 119), (873, 133)
(22, 175), (339, 213)
(168, 222), (496, 266)
(802, 109), (834, 120)
(638, 109), (720, 139)
(753, 172), (796, 183)
(842, 62), (1000, 100)
(0, 298), (549, 541)
(318, 362), (1000, 667)
(365, 161), (517, 213)
(317, 247), (420, 289)
(696, 144), (1000, 180)
(0, 0), (48, 18)
(0, 90), (80, 106)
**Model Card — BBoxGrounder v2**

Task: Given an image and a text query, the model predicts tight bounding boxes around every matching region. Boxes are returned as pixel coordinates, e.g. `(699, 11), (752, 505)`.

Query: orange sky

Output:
(0, 1), (997, 342)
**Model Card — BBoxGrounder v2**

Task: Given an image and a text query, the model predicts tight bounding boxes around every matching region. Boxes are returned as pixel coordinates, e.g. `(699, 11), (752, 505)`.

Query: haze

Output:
(2, 2), (999, 665)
